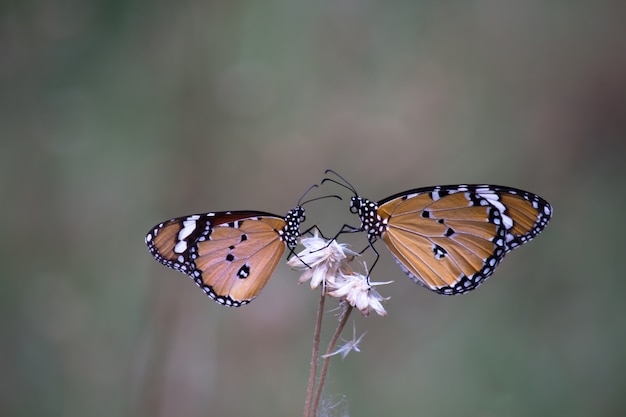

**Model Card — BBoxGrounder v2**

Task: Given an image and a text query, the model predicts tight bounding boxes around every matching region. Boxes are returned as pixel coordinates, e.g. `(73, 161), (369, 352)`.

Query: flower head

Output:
(288, 233), (390, 316)
(326, 268), (391, 317)
(287, 232), (357, 289)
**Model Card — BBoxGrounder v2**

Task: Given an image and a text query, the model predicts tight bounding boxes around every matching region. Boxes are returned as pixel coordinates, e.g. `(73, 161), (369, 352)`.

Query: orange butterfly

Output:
(323, 170), (553, 295)
(145, 187), (330, 306)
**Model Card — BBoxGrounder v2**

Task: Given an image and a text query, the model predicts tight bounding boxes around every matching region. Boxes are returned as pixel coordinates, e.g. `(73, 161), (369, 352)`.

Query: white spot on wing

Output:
(502, 214), (513, 230)
(479, 192), (514, 229)
(174, 240), (187, 253)
(178, 217), (199, 241)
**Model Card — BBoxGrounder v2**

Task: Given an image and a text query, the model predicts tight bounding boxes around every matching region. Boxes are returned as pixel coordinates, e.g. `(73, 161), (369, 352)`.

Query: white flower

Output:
(287, 232), (357, 289)
(326, 268), (391, 317)
(288, 233), (390, 316)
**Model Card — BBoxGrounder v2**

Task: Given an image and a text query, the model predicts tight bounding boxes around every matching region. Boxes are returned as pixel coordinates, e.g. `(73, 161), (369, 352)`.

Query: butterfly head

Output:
(350, 196), (384, 240)
(322, 170), (384, 240)
(282, 206), (306, 249)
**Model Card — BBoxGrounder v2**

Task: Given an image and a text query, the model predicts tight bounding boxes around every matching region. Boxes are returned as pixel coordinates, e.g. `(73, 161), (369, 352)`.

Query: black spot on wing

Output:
(237, 263), (251, 279)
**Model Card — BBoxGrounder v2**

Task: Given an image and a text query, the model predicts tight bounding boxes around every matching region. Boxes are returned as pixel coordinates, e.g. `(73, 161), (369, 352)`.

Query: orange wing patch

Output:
(500, 193), (540, 237)
(194, 218), (287, 304)
(380, 192), (504, 293)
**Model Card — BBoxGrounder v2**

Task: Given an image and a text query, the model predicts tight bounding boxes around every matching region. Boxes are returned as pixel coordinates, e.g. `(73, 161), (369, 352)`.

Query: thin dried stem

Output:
(311, 305), (353, 417)
(304, 289), (326, 417)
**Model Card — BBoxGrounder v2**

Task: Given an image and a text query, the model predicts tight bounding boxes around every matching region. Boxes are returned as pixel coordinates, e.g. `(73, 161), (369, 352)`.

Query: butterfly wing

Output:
(470, 185), (553, 253)
(377, 185), (552, 295)
(146, 211), (287, 306)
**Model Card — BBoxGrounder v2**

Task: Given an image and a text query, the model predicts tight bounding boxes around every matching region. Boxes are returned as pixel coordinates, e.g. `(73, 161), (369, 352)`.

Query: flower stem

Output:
(304, 289), (326, 417)
(311, 305), (353, 417)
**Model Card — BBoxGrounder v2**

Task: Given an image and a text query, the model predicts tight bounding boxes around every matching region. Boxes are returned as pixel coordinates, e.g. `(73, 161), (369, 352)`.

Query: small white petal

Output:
(288, 233), (358, 289)
(327, 270), (390, 317)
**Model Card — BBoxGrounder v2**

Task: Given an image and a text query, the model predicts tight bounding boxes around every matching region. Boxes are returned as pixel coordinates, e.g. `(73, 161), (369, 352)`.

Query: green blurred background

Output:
(2, 1), (625, 416)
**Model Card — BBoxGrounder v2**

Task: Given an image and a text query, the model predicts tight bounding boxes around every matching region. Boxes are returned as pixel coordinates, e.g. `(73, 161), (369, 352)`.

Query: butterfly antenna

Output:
(322, 170), (358, 196)
(299, 194), (342, 207)
(299, 194), (342, 241)
(297, 184), (320, 206)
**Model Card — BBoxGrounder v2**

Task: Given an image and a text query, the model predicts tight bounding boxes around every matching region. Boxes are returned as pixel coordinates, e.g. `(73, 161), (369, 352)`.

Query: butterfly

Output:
(145, 186), (331, 306)
(322, 170), (553, 295)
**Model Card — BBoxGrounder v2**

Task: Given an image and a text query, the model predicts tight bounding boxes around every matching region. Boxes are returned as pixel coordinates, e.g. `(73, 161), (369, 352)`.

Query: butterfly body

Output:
(348, 184), (552, 295)
(146, 207), (305, 306)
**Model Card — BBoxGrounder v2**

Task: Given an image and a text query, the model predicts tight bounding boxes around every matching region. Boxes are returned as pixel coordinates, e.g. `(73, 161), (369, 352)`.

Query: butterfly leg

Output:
(311, 223), (362, 252)
(286, 225), (331, 268)
(336, 236), (380, 283)
(363, 239), (381, 283)
(287, 251), (311, 269)
(332, 224), (362, 239)
(301, 224), (331, 240)
(293, 223), (360, 262)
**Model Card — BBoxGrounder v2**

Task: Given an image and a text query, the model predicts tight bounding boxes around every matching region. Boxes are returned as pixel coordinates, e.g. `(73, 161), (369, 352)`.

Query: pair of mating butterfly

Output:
(145, 170), (552, 307)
